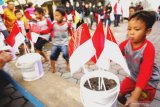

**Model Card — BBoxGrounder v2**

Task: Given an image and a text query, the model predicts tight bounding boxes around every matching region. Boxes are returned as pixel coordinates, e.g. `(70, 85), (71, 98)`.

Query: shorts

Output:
(35, 37), (47, 51)
(50, 45), (69, 63)
(120, 77), (156, 102)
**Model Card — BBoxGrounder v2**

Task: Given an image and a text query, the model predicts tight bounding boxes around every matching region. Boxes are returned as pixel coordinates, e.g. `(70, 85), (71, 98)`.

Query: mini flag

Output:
(26, 23), (40, 43)
(91, 21), (105, 63)
(96, 25), (130, 75)
(69, 23), (95, 75)
(5, 24), (25, 52)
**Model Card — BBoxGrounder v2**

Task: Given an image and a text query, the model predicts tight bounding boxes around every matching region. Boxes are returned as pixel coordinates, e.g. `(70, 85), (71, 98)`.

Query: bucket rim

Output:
(80, 70), (120, 94)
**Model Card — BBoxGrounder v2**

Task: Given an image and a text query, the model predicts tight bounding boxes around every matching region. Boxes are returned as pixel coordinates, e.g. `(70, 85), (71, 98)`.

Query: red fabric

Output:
(71, 10), (75, 21)
(68, 36), (75, 57)
(94, 13), (99, 23)
(106, 26), (117, 43)
(26, 23), (41, 41)
(91, 21), (105, 63)
(136, 41), (155, 89)
(67, 22), (73, 36)
(40, 19), (52, 34)
(120, 77), (156, 102)
(114, 3), (117, 14)
(5, 23), (20, 46)
(119, 40), (155, 89)
(119, 39), (129, 55)
(68, 23), (91, 57)
(24, 11), (32, 20)
(114, 2), (123, 14)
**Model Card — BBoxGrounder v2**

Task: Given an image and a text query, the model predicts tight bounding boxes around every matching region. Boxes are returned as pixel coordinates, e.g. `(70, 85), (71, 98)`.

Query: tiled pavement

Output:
(0, 84), (34, 107)
(1, 21), (160, 107)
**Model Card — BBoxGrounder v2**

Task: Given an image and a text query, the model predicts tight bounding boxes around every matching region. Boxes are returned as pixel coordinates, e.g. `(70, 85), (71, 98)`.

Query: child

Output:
(14, 9), (29, 54)
(34, 7), (52, 63)
(15, 10), (27, 36)
(129, 6), (136, 18)
(118, 11), (160, 106)
(50, 8), (72, 73)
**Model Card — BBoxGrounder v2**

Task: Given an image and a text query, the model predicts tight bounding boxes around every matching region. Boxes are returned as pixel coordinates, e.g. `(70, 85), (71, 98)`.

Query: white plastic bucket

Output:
(80, 70), (120, 107)
(16, 53), (44, 81)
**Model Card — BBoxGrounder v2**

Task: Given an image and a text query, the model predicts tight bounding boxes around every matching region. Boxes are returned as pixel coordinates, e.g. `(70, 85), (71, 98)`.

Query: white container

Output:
(16, 53), (44, 81)
(80, 70), (120, 107)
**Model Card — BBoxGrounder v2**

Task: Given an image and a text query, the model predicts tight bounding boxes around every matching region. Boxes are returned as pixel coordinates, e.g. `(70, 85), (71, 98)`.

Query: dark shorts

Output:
(50, 45), (69, 62)
(35, 37), (47, 51)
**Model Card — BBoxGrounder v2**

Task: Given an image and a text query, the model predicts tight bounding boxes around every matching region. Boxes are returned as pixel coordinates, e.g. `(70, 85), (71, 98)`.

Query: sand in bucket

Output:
(80, 70), (120, 107)
(16, 53), (44, 81)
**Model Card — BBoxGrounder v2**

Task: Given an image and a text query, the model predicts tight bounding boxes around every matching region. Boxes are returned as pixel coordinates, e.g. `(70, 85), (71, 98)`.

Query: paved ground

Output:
(1, 21), (160, 107)
(0, 84), (34, 107)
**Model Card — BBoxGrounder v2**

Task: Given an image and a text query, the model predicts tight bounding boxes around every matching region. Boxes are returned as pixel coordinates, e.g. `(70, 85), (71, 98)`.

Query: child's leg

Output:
(35, 49), (48, 62)
(50, 45), (60, 73)
(61, 45), (70, 71)
(35, 38), (48, 63)
(118, 77), (135, 105)
(50, 60), (56, 73)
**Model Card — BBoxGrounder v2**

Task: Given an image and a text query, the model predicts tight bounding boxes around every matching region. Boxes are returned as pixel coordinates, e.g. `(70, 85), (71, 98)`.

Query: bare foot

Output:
(49, 67), (56, 73)
(67, 65), (70, 72)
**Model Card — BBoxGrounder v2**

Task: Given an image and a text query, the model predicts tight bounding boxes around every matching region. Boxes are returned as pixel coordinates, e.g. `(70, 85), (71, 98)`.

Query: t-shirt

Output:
(119, 39), (160, 89)
(37, 19), (52, 41)
(3, 8), (16, 32)
(53, 22), (70, 46)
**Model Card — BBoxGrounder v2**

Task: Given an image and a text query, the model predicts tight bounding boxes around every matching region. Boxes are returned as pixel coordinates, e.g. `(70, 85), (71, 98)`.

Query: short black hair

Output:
(14, 9), (21, 14)
(34, 7), (44, 15)
(129, 6), (136, 11)
(55, 8), (65, 16)
(129, 10), (156, 29)
(28, 2), (33, 8)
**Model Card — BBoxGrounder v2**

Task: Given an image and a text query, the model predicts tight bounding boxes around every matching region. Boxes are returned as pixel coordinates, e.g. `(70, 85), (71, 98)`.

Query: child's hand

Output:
(125, 96), (138, 107)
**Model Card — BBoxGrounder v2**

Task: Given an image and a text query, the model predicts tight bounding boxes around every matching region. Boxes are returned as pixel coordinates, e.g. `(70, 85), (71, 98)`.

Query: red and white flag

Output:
(91, 20), (105, 63)
(69, 23), (95, 75)
(96, 25), (130, 75)
(5, 24), (25, 52)
(26, 23), (40, 43)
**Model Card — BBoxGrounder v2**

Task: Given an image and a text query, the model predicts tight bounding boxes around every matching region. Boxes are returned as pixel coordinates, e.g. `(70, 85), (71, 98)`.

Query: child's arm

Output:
(125, 87), (142, 106)
(125, 42), (155, 106)
(40, 19), (52, 34)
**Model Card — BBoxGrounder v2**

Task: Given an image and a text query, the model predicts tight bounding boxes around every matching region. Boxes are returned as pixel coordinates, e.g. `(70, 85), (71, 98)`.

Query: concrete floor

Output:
(1, 21), (160, 107)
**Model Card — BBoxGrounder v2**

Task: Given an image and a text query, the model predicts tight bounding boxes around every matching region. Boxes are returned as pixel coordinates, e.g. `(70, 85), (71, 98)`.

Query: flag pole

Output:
(30, 40), (35, 53)
(23, 42), (30, 54)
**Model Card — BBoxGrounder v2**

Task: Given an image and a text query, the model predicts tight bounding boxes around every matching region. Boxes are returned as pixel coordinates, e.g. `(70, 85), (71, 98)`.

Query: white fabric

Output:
(97, 39), (130, 75)
(13, 32), (25, 52)
(67, 14), (73, 21)
(30, 32), (39, 43)
(17, 20), (26, 36)
(116, 3), (122, 15)
(0, 32), (5, 48)
(70, 39), (95, 76)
